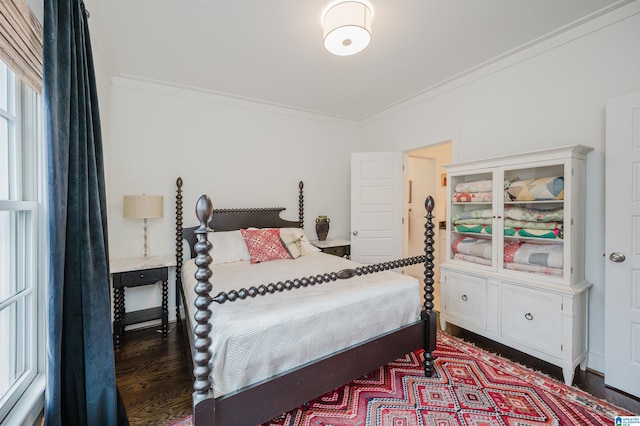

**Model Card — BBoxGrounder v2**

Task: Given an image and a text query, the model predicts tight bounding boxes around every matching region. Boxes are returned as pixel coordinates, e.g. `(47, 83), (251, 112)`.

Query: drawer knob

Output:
(139, 273), (145, 279)
(525, 312), (533, 321)
(461, 294), (468, 301)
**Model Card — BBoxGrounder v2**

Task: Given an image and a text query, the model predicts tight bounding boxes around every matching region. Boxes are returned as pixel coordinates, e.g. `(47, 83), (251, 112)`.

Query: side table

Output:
(110, 254), (176, 348)
(310, 238), (351, 258)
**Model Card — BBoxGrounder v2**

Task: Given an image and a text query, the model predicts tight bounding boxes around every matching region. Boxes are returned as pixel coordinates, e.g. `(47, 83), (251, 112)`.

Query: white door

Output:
(604, 90), (640, 396)
(351, 152), (405, 264)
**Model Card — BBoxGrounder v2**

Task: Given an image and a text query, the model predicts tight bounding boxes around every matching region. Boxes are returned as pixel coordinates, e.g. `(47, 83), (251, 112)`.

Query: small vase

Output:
(315, 216), (330, 241)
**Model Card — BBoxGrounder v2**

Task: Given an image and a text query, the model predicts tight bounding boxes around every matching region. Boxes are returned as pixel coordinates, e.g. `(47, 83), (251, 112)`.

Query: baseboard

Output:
(587, 350), (604, 374)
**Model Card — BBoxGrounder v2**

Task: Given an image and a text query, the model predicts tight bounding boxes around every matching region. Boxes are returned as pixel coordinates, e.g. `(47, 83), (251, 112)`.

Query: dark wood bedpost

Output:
(175, 177), (184, 324)
(422, 195), (437, 376)
(298, 181), (304, 228)
(193, 195), (216, 425)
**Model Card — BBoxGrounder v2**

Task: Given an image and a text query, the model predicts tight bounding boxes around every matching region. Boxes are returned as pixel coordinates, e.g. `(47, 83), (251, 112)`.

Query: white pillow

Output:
(208, 230), (250, 264)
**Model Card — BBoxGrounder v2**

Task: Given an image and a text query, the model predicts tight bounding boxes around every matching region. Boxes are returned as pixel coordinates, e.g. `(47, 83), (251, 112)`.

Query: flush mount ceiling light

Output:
(321, 0), (374, 56)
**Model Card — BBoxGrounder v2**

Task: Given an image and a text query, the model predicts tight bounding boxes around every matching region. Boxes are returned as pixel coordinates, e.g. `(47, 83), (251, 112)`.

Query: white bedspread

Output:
(182, 252), (422, 397)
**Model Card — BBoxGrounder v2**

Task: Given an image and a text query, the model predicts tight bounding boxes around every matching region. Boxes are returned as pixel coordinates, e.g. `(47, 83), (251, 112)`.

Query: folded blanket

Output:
(454, 218), (492, 226)
(452, 192), (493, 203)
(451, 236), (492, 260)
(504, 206), (564, 223)
(452, 209), (493, 222)
(505, 176), (564, 201)
(454, 224), (492, 234)
(516, 228), (562, 239)
(454, 180), (493, 193)
(512, 243), (563, 268)
(454, 253), (492, 266)
(504, 219), (562, 230)
(452, 207), (563, 225)
(454, 218), (563, 232)
(454, 225), (519, 237)
(504, 262), (563, 277)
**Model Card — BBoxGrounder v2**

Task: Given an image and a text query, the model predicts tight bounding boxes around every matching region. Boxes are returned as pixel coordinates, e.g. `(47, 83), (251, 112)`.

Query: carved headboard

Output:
(176, 178), (304, 259)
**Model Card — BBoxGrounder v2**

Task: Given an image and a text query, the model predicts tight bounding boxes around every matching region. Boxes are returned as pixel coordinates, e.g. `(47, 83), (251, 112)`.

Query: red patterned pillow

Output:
(240, 228), (292, 264)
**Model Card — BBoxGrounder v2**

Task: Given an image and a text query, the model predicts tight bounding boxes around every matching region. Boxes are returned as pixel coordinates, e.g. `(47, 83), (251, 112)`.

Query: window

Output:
(0, 59), (45, 423)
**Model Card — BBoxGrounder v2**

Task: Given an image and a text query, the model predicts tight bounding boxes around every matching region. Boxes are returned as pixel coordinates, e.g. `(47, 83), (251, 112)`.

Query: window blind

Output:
(0, 0), (43, 92)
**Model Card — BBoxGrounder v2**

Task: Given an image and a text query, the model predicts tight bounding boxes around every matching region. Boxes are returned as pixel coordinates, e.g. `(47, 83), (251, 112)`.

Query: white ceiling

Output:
(84, 0), (630, 121)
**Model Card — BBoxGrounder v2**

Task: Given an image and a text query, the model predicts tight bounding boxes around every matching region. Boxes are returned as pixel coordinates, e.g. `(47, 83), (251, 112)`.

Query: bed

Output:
(174, 178), (438, 426)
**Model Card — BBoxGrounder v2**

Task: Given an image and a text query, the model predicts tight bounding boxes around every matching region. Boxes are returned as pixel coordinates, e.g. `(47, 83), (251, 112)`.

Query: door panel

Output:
(605, 90), (640, 396)
(351, 152), (404, 263)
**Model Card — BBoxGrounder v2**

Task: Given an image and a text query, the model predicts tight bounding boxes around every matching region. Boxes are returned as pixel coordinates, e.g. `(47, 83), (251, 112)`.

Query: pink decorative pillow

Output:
(240, 228), (292, 264)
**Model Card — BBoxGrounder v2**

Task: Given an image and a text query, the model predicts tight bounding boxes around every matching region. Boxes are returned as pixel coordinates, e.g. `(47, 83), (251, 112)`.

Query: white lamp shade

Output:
(123, 195), (163, 219)
(322, 0), (373, 56)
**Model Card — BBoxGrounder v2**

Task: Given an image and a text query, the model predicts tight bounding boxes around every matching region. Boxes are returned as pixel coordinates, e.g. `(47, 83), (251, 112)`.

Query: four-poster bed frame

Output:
(175, 178), (438, 425)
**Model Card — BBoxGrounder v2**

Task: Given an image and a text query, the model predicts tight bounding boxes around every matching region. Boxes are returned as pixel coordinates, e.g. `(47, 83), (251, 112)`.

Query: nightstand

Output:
(110, 254), (176, 348)
(310, 238), (351, 258)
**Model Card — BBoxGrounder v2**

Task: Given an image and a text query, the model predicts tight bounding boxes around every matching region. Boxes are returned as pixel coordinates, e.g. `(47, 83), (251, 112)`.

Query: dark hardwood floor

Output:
(115, 323), (192, 426)
(115, 322), (640, 426)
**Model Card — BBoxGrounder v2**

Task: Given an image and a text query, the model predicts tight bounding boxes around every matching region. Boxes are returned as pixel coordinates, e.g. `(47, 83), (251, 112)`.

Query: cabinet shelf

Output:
(123, 307), (163, 326)
(451, 201), (492, 205)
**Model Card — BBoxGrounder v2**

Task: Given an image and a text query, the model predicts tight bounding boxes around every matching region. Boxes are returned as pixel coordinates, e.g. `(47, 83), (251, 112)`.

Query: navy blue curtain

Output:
(43, 0), (127, 425)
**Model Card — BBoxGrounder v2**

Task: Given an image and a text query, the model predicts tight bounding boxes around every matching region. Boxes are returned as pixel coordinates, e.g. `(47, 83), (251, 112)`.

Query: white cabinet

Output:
(501, 284), (562, 356)
(440, 145), (592, 385)
(442, 271), (486, 331)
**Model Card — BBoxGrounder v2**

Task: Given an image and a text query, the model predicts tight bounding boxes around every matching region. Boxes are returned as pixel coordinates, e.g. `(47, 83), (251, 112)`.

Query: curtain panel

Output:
(43, 0), (127, 425)
(0, 0), (43, 92)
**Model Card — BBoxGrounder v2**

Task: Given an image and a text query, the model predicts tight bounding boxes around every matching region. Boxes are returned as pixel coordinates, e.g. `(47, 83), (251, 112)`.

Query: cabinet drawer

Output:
(443, 271), (486, 331)
(502, 284), (562, 356)
(322, 245), (349, 257)
(117, 267), (165, 287)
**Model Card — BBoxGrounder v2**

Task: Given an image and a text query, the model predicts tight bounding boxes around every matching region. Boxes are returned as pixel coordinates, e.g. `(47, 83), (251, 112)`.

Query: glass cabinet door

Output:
(500, 163), (566, 281)
(448, 170), (497, 269)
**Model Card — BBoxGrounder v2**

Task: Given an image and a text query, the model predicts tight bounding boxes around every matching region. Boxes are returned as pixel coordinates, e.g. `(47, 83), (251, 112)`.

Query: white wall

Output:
(106, 79), (359, 324)
(358, 5), (640, 372)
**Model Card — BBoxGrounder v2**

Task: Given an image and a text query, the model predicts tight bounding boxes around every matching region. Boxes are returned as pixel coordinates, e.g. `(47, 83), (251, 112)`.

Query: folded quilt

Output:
(504, 219), (562, 230)
(452, 207), (563, 224)
(505, 176), (564, 201)
(452, 192), (493, 203)
(454, 225), (523, 237)
(453, 236), (564, 275)
(504, 206), (564, 223)
(512, 243), (563, 268)
(504, 262), (563, 277)
(451, 236), (492, 260)
(454, 253), (492, 266)
(454, 218), (493, 226)
(452, 209), (493, 222)
(454, 180), (493, 193)
(516, 228), (562, 239)
(454, 224), (493, 234)
(454, 218), (562, 232)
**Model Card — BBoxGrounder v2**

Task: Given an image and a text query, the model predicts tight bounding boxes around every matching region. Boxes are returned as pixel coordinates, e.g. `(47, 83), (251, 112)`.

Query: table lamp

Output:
(123, 194), (163, 257)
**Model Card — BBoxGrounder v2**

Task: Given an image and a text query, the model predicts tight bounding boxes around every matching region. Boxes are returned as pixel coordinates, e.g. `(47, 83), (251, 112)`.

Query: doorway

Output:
(404, 142), (452, 313)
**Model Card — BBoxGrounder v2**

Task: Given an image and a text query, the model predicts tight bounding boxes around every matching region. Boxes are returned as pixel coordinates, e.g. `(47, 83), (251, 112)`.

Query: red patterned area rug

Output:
(169, 332), (635, 426)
